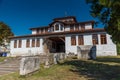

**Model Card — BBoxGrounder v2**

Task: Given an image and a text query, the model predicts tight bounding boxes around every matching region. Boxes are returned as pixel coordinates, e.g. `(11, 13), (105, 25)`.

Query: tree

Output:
(0, 22), (14, 46)
(86, 0), (120, 44)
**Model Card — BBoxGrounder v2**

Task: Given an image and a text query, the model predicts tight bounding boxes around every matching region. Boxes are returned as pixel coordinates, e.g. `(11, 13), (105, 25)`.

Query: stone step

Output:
(0, 57), (20, 76)
(0, 68), (19, 72)
(0, 70), (17, 76)
(0, 65), (19, 68)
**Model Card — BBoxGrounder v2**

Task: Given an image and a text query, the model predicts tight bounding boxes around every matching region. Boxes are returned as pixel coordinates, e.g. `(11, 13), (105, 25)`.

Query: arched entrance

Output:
(48, 37), (65, 53)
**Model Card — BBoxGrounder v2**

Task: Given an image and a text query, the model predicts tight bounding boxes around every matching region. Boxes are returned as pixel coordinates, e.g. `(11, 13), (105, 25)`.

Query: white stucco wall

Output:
(65, 33), (117, 56)
(10, 37), (44, 57)
(85, 23), (93, 29)
(64, 26), (70, 31)
(32, 30), (37, 34)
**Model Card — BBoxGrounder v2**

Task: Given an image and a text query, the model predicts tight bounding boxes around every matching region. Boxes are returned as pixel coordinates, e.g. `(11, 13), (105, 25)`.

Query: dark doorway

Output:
(49, 37), (65, 53)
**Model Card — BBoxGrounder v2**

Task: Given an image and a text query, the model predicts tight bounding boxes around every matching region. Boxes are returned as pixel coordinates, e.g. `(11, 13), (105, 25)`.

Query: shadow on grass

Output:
(60, 59), (120, 80)
(95, 57), (120, 64)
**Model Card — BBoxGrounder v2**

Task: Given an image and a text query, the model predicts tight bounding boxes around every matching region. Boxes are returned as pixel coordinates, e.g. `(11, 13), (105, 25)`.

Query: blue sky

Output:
(0, 0), (101, 36)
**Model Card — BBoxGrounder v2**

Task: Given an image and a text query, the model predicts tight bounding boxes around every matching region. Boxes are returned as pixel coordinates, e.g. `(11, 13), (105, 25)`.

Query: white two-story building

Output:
(10, 16), (117, 56)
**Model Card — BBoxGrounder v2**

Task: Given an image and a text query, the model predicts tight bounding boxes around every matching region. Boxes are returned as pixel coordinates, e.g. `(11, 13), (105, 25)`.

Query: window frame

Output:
(78, 35), (84, 45)
(36, 38), (40, 47)
(32, 39), (35, 47)
(55, 24), (59, 31)
(14, 40), (17, 48)
(71, 35), (76, 46)
(92, 34), (98, 45)
(100, 34), (107, 44)
(26, 39), (30, 48)
(18, 40), (22, 48)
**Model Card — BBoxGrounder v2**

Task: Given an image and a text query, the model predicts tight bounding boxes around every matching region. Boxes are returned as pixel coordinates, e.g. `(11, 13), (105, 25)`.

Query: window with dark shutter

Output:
(100, 34), (107, 44)
(55, 24), (59, 30)
(14, 40), (17, 48)
(78, 35), (84, 45)
(26, 39), (30, 48)
(32, 39), (35, 47)
(71, 36), (76, 45)
(92, 34), (98, 45)
(36, 38), (40, 47)
(75, 24), (79, 31)
(18, 40), (22, 48)
(70, 25), (74, 31)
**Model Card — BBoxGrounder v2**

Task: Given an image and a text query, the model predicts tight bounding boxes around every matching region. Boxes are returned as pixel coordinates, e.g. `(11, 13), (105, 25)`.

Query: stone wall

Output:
(77, 45), (96, 59)
(20, 56), (40, 76)
(39, 53), (66, 65)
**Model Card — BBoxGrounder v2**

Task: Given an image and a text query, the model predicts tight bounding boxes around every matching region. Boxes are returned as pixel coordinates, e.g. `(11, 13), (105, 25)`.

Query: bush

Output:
(117, 43), (120, 55)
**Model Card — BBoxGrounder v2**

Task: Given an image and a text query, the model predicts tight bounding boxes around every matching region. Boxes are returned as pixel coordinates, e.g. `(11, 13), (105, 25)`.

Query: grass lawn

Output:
(0, 57), (8, 62)
(0, 56), (120, 80)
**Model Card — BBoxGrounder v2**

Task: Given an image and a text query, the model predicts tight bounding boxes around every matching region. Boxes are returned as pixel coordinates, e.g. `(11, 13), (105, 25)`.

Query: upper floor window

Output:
(70, 25), (74, 31)
(36, 29), (39, 34)
(78, 35), (84, 45)
(100, 34), (107, 44)
(45, 28), (48, 33)
(14, 40), (17, 48)
(92, 34), (98, 45)
(71, 35), (76, 46)
(55, 24), (59, 30)
(75, 24), (79, 31)
(81, 24), (85, 31)
(18, 40), (22, 48)
(41, 28), (44, 33)
(60, 24), (64, 31)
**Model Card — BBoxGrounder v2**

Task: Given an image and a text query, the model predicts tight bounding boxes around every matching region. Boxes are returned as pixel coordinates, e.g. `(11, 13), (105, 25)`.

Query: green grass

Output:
(1, 56), (120, 80)
(0, 57), (8, 62)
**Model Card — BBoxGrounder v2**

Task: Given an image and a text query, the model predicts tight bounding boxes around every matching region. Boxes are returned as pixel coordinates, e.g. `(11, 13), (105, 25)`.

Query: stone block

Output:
(20, 56), (40, 76)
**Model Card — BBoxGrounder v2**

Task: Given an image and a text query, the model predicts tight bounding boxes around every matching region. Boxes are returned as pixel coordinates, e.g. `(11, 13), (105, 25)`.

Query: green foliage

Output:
(117, 43), (120, 54)
(86, 0), (120, 43)
(0, 22), (14, 45)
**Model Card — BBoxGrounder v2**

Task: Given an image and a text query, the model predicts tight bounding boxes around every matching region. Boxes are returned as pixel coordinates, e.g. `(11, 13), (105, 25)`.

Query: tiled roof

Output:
(9, 28), (105, 39)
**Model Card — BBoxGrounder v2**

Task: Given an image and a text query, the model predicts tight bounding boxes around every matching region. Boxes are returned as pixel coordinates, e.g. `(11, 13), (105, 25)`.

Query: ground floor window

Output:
(18, 40), (22, 48)
(78, 35), (84, 45)
(92, 34), (98, 45)
(100, 34), (107, 44)
(14, 40), (17, 48)
(36, 38), (40, 47)
(26, 39), (30, 48)
(32, 39), (35, 47)
(71, 35), (76, 46)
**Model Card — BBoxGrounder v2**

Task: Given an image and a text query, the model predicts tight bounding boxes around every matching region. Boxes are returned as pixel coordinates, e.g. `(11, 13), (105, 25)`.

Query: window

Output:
(55, 24), (59, 30)
(71, 36), (76, 45)
(32, 39), (35, 47)
(81, 24), (85, 31)
(78, 35), (84, 45)
(41, 28), (44, 33)
(36, 29), (39, 34)
(14, 40), (17, 48)
(60, 24), (64, 31)
(36, 38), (40, 47)
(75, 24), (79, 31)
(92, 34), (98, 45)
(70, 25), (74, 31)
(45, 28), (48, 33)
(26, 39), (30, 48)
(18, 40), (22, 48)
(100, 34), (107, 44)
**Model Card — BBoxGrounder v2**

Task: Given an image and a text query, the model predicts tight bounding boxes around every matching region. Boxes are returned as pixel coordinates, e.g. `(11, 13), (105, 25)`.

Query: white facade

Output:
(65, 33), (117, 56)
(10, 38), (44, 56)
(10, 16), (117, 57)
